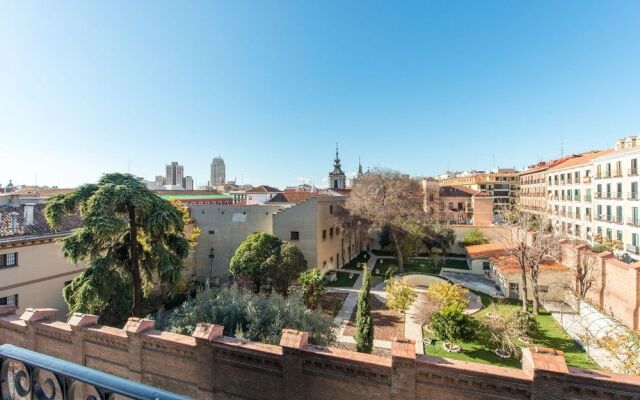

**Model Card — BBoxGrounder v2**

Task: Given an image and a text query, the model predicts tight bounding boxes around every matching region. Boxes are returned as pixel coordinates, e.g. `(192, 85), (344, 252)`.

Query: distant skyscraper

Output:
(155, 175), (166, 185)
(183, 176), (194, 190)
(166, 162), (184, 187)
(211, 156), (226, 186)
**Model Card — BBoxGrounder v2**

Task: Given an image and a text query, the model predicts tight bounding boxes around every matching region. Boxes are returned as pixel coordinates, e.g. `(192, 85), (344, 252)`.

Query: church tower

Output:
(329, 144), (346, 189)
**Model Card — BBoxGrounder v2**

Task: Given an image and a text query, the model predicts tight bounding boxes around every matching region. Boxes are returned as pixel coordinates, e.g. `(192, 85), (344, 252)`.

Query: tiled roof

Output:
(548, 150), (613, 171)
(155, 190), (223, 196)
(465, 242), (512, 259)
(521, 155), (578, 175)
(266, 192), (321, 203)
(0, 203), (81, 240)
(490, 253), (568, 274)
(245, 185), (282, 194)
(440, 186), (488, 197)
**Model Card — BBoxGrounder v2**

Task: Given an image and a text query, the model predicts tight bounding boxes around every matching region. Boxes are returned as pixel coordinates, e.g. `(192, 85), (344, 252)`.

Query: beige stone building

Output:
(439, 168), (520, 219)
(189, 192), (372, 284)
(0, 195), (83, 319)
(519, 156), (576, 215)
(422, 179), (493, 226)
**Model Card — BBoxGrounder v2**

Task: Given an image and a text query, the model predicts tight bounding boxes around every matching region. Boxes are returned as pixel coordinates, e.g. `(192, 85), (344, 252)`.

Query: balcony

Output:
(626, 244), (640, 254)
(0, 344), (185, 400)
(628, 218), (640, 227)
(584, 195), (592, 202)
(629, 168), (638, 177)
(582, 176), (591, 184)
(613, 170), (623, 178)
(594, 192), (603, 199)
(612, 192), (623, 200)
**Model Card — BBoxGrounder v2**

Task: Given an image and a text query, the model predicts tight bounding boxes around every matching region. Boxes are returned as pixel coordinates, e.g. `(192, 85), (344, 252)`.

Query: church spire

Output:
(357, 156), (363, 176)
(329, 143), (346, 189)
(334, 143), (341, 169)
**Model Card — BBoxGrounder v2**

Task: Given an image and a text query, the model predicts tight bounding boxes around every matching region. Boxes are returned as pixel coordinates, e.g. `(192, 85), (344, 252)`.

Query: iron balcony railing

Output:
(626, 244), (640, 255)
(627, 218), (640, 227)
(629, 192), (639, 201)
(0, 344), (187, 400)
(629, 168), (638, 176)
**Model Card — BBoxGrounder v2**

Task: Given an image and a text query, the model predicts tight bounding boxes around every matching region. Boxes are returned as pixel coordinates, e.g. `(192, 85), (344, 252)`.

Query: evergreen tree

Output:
(355, 265), (374, 353)
(45, 173), (190, 320)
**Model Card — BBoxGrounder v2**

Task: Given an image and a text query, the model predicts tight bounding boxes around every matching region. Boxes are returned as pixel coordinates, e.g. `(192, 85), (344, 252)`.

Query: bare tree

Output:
(567, 250), (597, 312)
(499, 209), (561, 314)
(345, 169), (423, 272)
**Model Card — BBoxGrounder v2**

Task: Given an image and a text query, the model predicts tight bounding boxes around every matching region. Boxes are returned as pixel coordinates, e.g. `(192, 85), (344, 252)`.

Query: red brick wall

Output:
(0, 307), (639, 400)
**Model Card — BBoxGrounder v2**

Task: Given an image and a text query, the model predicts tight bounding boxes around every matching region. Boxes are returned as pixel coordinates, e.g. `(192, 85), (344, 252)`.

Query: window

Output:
(330, 228), (334, 238)
(0, 253), (18, 268)
(457, 202), (463, 210)
(208, 230), (215, 235)
(329, 205), (334, 214)
(0, 294), (18, 307)
(482, 261), (490, 271)
(322, 230), (327, 240)
(509, 283), (519, 290)
(290, 231), (300, 241)
(617, 230), (623, 241)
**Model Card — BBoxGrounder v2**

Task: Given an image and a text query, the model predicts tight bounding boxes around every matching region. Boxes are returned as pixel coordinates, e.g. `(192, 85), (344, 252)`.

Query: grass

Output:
(325, 270), (359, 288)
(422, 295), (598, 370)
(341, 251), (370, 271)
(374, 257), (469, 276)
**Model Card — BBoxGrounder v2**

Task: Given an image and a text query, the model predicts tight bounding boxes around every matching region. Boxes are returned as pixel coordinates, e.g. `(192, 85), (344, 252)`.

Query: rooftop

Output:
(0, 203), (81, 242)
(490, 253), (568, 274)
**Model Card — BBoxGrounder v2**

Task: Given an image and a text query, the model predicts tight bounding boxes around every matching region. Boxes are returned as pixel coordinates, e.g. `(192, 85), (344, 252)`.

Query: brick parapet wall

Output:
(559, 241), (640, 329)
(0, 308), (639, 399)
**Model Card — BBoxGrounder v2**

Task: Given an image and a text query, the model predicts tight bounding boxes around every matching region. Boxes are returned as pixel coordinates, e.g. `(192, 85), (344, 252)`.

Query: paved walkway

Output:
(440, 271), (502, 297)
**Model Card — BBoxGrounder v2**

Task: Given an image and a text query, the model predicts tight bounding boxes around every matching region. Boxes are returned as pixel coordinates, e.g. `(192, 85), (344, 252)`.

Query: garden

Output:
(373, 257), (469, 276)
(421, 291), (597, 369)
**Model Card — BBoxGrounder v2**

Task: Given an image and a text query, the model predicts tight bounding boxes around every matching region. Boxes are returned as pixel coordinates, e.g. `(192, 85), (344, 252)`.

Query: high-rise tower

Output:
(210, 156), (226, 186)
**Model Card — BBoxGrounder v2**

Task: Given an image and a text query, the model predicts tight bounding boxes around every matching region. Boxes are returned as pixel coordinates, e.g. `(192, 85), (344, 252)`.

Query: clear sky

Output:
(1, 1), (639, 189)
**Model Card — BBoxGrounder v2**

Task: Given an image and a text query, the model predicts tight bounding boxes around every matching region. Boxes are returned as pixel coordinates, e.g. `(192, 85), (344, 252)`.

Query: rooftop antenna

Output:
(560, 138), (564, 157)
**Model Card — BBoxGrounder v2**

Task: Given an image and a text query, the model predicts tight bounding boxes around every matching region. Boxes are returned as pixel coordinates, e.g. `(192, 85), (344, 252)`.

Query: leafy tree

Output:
(355, 267), (374, 353)
(169, 199), (201, 249)
(425, 281), (469, 311)
(272, 242), (308, 295)
(346, 169), (424, 272)
(299, 269), (326, 310)
(431, 306), (476, 342)
(462, 228), (489, 246)
(422, 225), (456, 254)
(229, 233), (282, 292)
(45, 173), (190, 320)
(158, 286), (336, 346)
(385, 278), (417, 318)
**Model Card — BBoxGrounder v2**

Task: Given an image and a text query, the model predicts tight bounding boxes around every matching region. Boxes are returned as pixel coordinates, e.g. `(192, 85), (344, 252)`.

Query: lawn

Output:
(373, 257), (469, 276)
(342, 251), (370, 271)
(325, 270), (359, 288)
(423, 295), (598, 369)
(319, 292), (348, 318)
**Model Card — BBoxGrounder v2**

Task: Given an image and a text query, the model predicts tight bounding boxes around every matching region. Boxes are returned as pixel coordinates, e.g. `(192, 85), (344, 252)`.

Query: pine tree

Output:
(355, 265), (374, 353)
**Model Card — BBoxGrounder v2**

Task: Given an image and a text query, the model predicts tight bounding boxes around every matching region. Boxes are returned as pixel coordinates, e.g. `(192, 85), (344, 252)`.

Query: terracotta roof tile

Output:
(548, 149), (614, 171)
(245, 185), (282, 194)
(0, 203), (81, 240)
(490, 253), (568, 274)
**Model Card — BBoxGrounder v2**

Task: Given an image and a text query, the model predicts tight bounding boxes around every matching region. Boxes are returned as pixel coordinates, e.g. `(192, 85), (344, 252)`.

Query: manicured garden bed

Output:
(325, 271), (359, 288)
(374, 257), (469, 276)
(341, 251), (370, 271)
(319, 292), (348, 317)
(344, 295), (404, 341)
(422, 295), (598, 369)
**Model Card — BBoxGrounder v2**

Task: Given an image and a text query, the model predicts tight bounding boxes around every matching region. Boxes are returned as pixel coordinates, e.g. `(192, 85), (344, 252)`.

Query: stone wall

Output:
(558, 241), (640, 329)
(0, 306), (639, 400)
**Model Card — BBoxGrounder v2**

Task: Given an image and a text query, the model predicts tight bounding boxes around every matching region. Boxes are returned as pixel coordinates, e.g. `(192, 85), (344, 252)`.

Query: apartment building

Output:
(0, 195), (83, 318)
(422, 179), (493, 226)
(439, 168), (520, 218)
(189, 193), (372, 284)
(547, 151), (606, 241)
(592, 137), (640, 258)
(519, 156), (575, 215)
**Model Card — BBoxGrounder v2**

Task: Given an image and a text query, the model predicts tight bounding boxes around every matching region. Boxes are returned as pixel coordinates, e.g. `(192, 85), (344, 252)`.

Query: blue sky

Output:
(1, 1), (639, 188)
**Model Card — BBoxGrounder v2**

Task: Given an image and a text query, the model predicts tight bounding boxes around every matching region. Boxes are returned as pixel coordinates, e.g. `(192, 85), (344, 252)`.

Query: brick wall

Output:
(0, 306), (639, 399)
(559, 241), (640, 329)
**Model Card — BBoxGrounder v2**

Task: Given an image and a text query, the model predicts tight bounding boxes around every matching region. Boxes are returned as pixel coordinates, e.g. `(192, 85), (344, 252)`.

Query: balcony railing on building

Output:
(629, 192), (638, 201)
(612, 192), (623, 200)
(626, 244), (640, 255)
(0, 344), (186, 400)
(627, 218), (640, 227)
(629, 167), (638, 177)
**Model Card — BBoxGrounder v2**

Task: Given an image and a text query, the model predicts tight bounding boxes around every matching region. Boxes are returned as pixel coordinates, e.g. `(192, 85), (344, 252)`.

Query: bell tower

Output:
(328, 144), (346, 189)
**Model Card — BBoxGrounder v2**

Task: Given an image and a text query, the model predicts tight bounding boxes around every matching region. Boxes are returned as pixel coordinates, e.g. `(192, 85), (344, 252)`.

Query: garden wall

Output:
(558, 241), (640, 330)
(0, 306), (639, 400)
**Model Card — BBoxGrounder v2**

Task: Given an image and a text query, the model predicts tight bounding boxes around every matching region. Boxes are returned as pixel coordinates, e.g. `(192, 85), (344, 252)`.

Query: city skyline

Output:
(2, 1), (639, 188)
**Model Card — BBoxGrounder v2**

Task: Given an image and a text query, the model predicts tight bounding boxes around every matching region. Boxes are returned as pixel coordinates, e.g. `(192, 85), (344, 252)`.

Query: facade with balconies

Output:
(592, 136), (640, 259)
(546, 151), (605, 241)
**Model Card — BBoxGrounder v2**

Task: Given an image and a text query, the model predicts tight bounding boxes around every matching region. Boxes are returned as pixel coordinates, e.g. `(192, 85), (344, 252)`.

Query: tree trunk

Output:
(128, 205), (143, 317)
(530, 273), (540, 315)
(519, 261), (528, 313)
(390, 229), (404, 273)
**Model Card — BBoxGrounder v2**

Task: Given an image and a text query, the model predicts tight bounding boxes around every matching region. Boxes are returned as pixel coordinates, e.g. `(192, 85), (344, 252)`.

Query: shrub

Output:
(462, 228), (489, 246)
(431, 306), (476, 342)
(515, 310), (539, 335)
(156, 286), (336, 346)
(298, 269), (326, 310)
(385, 278), (417, 316)
(425, 281), (469, 310)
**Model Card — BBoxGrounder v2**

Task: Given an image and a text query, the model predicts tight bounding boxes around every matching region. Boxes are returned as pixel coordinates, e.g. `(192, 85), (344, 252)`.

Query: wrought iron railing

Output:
(0, 344), (188, 400)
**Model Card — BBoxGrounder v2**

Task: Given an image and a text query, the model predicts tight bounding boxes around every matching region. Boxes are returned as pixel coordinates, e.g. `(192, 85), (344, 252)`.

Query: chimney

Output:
(9, 211), (18, 234)
(23, 203), (35, 226)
